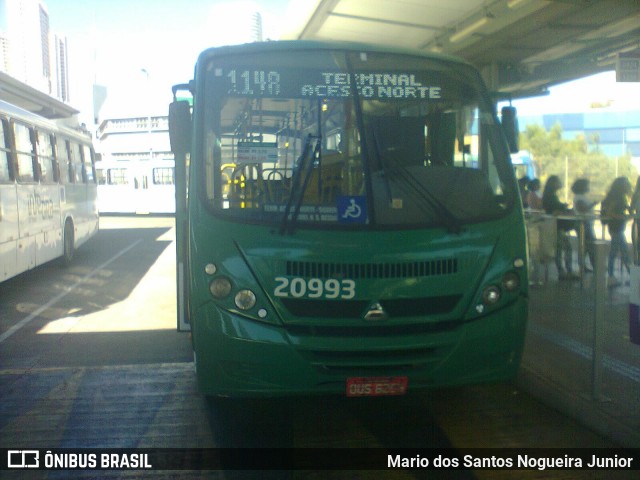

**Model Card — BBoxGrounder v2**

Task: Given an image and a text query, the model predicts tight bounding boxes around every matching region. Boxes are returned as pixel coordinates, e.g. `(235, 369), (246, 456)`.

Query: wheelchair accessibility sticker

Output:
(337, 196), (367, 224)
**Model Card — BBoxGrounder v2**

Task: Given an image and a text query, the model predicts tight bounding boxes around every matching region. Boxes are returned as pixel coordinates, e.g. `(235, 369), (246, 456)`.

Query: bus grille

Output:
(284, 319), (463, 337)
(286, 258), (457, 279)
(280, 295), (462, 319)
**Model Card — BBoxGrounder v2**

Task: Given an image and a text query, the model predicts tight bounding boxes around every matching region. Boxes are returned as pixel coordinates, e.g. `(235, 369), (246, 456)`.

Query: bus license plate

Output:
(346, 376), (408, 397)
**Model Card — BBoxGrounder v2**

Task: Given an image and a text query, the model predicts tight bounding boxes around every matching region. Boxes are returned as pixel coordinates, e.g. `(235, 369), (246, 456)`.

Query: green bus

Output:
(169, 40), (528, 398)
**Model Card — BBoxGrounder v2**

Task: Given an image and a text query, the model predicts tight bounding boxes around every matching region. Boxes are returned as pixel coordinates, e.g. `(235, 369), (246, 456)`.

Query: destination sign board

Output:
(210, 67), (444, 100)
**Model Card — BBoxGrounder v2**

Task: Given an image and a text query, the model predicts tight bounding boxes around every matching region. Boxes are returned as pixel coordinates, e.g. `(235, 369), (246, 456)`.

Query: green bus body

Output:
(171, 40), (528, 398)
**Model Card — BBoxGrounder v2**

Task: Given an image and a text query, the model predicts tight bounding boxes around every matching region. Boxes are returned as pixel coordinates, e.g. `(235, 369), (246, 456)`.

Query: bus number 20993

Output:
(273, 277), (356, 299)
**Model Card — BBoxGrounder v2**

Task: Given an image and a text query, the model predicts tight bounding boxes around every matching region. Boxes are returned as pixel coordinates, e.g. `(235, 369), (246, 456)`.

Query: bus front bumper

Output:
(192, 299), (527, 398)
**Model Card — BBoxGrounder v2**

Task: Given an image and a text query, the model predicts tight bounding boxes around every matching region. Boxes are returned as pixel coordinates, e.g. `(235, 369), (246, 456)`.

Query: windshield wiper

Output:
(365, 117), (462, 232)
(345, 55), (378, 225)
(386, 167), (463, 234)
(279, 134), (321, 234)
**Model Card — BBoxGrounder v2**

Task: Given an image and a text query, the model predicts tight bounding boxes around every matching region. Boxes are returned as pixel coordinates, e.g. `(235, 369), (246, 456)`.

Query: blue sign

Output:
(337, 196), (367, 224)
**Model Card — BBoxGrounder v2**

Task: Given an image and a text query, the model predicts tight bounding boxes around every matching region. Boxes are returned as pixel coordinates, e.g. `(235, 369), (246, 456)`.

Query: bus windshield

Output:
(202, 48), (515, 230)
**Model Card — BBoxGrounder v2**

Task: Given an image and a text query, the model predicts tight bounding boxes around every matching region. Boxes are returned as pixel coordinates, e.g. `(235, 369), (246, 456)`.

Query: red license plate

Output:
(346, 376), (408, 397)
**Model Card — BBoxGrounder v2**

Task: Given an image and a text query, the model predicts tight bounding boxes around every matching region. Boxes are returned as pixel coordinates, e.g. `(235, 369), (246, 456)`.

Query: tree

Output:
(519, 122), (635, 203)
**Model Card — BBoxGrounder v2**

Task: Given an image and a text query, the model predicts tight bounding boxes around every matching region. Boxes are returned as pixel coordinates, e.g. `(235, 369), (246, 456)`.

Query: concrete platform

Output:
(518, 269), (640, 447)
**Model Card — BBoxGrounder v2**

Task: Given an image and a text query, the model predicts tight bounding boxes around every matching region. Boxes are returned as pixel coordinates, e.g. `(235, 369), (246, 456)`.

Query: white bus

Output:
(0, 100), (99, 283)
(95, 157), (175, 214)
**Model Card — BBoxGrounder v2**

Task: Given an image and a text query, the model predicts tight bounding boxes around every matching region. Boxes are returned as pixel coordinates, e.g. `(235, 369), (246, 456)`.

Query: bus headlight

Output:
(502, 271), (520, 291)
(481, 285), (501, 305)
(235, 289), (257, 310)
(210, 277), (232, 298)
(205, 263), (217, 275)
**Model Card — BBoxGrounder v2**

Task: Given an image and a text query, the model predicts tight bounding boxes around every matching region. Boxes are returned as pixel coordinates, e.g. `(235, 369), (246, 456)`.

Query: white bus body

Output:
(95, 158), (175, 214)
(0, 100), (99, 283)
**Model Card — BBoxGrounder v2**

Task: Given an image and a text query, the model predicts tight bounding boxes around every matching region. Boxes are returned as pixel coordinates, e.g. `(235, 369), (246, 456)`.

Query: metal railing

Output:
(524, 211), (640, 410)
(524, 209), (640, 286)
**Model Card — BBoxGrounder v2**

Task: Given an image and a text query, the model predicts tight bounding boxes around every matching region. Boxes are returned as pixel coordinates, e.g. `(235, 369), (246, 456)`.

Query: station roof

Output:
(0, 71), (79, 119)
(283, 0), (640, 99)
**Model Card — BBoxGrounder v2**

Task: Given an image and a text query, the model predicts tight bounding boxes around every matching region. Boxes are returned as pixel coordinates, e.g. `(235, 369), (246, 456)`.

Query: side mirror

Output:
(501, 106), (519, 153)
(169, 100), (192, 155)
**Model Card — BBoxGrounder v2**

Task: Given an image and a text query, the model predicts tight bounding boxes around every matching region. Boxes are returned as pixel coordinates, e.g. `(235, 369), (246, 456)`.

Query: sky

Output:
(509, 71), (640, 117)
(43, 0), (640, 125)
(45, 0), (291, 123)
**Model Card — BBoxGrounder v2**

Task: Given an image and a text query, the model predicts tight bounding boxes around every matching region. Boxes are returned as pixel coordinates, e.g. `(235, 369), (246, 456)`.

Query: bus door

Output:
(13, 121), (39, 273)
(0, 117), (19, 281)
(169, 93), (191, 332)
(98, 164), (135, 214)
(81, 145), (98, 221)
(35, 129), (63, 266)
(147, 164), (176, 214)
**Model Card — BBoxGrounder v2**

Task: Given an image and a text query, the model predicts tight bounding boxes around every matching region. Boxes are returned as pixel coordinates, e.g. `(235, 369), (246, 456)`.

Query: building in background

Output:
(53, 33), (69, 102)
(95, 115), (175, 214)
(0, 0), (69, 103)
(0, 32), (9, 72)
(519, 110), (640, 160)
(92, 6), (265, 215)
(252, 11), (263, 42)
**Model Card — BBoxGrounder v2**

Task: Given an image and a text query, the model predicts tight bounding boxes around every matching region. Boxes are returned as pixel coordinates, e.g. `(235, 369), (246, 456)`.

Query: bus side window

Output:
(0, 119), (13, 182)
(13, 122), (36, 183)
(81, 145), (95, 183)
(69, 142), (84, 183)
(36, 130), (56, 183)
(56, 137), (71, 183)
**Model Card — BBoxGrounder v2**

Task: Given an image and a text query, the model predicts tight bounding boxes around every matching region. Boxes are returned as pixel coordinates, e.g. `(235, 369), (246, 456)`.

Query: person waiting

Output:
(527, 178), (543, 210)
(571, 178), (597, 272)
(542, 175), (578, 280)
(601, 177), (632, 287)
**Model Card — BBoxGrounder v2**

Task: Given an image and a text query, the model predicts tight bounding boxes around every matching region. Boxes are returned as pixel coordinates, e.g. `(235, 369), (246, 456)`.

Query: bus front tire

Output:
(62, 220), (75, 265)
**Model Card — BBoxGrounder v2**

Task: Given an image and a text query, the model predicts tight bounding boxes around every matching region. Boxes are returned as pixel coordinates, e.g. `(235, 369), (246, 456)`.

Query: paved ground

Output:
(1, 216), (638, 479)
(519, 263), (640, 448)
